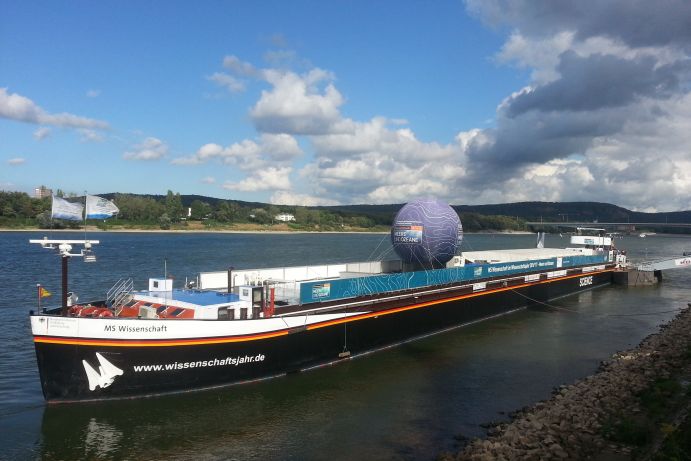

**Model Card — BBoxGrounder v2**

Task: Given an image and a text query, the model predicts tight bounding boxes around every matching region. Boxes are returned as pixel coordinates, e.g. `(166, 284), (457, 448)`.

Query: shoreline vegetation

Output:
(0, 190), (528, 234)
(0, 224), (534, 235)
(443, 304), (691, 461)
(4, 190), (691, 234)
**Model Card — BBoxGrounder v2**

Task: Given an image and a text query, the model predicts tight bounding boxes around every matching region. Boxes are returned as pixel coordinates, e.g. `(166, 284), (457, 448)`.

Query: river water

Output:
(0, 231), (689, 460)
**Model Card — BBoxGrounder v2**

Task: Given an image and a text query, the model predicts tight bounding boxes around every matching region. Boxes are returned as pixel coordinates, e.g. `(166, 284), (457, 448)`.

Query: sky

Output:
(1, 1), (690, 212)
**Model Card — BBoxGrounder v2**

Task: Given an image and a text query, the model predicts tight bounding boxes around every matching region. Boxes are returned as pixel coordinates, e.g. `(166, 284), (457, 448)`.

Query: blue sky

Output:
(2, 1), (690, 211)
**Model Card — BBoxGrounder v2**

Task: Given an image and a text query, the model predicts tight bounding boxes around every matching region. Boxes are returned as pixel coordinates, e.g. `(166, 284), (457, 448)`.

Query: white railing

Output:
(106, 278), (133, 307)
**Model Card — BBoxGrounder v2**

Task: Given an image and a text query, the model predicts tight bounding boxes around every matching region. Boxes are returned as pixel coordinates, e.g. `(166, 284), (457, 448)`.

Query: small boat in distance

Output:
(29, 199), (626, 403)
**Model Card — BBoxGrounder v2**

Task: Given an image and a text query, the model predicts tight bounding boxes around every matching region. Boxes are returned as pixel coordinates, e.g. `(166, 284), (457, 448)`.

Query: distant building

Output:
(34, 185), (52, 198)
(275, 213), (295, 222)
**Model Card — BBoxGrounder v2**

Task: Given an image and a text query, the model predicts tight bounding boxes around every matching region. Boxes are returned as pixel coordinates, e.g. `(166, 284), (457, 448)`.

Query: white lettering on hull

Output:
(579, 276), (594, 287)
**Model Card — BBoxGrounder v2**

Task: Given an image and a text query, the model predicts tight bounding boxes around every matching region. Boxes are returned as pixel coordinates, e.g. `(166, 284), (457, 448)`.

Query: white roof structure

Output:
(462, 247), (596, 264)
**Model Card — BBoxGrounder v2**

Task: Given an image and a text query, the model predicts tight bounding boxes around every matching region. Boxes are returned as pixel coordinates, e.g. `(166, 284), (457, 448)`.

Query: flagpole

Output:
(37, 283), (41, 311)
(62, 255), (69, 315)
(83, 190), (87, 241)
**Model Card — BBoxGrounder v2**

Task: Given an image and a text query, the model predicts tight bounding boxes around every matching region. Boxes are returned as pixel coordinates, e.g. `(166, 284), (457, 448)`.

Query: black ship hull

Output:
(33, 269), (613, 402)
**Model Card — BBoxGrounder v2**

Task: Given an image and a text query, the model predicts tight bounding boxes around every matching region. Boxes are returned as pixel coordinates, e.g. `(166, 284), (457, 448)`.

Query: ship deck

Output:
(137, 289), (239, 306)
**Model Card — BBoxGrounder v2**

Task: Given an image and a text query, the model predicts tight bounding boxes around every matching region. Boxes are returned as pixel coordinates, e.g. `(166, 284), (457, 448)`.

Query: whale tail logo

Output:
(82, 353), (124, 391)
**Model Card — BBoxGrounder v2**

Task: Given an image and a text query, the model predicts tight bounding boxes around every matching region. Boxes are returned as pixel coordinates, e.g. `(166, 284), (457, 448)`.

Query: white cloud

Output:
(86, 89), (101, 98)
(7, 157), (25, 166)
(497, 31), (575, 83)
(222, 167), (292, 192)
(201, 176), (215, 184)
(174, 134), (302, 170)
(496, 30), (687, 86)
(0, 88), (109, 129)
(312, 117), (454, 165)
(294, 115), (467, 204)
(366, 180), (451, 204)
(123, 137), (168, 161)
(250, 68), (346, 135)
(201, 40), (691, 210)
(79, 128), (104, 143)
(223, 55), (258, 77)
(33, 127), (51, 140)
(453, 1), (691, 211)
(200, 56), (470, 205)
(207, 72), (245, 93)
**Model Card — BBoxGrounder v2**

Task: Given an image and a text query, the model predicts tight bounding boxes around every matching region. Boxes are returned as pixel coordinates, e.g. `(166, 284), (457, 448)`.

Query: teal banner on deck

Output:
(299, 254), (608, 304)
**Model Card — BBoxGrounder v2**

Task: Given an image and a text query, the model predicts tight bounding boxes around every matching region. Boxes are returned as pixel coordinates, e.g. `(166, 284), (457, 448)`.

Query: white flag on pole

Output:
(51, 196), (84, 221)
(85, 195), (119, 219)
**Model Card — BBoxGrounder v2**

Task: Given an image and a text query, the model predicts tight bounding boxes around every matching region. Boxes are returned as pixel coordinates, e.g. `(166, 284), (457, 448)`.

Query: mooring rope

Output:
(367, 233), (390, 261)
(511, 289), (581, 313)
(510, 289), (686, 317)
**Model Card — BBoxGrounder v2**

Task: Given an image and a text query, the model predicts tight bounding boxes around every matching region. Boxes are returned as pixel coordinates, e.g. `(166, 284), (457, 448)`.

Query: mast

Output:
(61, 254), (69, 314)
(29, 239), (100, 314)
(83, 191), (88, 241)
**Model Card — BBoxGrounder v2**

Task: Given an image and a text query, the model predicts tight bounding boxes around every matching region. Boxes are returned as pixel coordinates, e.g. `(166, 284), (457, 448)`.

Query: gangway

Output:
(637, 256), (691, 272)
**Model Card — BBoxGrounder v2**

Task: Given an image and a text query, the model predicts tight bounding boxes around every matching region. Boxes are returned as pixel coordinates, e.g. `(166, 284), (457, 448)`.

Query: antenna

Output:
(29, 238), (100, 314)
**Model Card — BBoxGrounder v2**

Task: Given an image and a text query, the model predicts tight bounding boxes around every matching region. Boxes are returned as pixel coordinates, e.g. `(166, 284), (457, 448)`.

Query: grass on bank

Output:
(602, 346), (691, 460)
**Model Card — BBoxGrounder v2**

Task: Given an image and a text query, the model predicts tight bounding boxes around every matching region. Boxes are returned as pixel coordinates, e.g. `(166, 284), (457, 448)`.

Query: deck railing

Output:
(106, 278), (134, 307)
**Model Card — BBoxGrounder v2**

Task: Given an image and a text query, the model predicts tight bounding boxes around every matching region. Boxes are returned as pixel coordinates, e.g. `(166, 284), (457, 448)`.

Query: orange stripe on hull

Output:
(33, 330), (289, 347)
(307, 268), (613, 330)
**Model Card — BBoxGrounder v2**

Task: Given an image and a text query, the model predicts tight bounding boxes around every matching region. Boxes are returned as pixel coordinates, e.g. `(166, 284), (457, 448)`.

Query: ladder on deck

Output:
(107, 278), (134, 307)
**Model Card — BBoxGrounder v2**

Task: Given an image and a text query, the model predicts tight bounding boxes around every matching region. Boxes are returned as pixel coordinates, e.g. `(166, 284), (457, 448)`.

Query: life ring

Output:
(67, 305), (114, 317)
(81, 307), (100, 317)
(68, 306), (84, 316)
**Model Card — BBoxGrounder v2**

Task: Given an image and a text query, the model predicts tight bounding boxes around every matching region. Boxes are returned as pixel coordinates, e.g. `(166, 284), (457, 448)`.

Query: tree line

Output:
(0, 190), (525, 232)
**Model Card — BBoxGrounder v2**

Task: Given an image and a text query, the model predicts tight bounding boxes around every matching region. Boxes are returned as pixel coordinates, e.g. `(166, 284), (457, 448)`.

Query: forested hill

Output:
(318, 201), (691, 225)
(98, 195), (690, 225)
(2, 189), (690, 232)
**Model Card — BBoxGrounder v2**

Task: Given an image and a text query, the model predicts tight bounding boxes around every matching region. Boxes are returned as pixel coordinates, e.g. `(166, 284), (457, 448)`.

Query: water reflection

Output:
(39, 354), (443, 461)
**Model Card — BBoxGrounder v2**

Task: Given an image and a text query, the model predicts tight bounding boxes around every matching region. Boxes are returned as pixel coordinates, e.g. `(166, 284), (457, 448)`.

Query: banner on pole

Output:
(51, 196), (84, 221)
(85, 195), (119, 219)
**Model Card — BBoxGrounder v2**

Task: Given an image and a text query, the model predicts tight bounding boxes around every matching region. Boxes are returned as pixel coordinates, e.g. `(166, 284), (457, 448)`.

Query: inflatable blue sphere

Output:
(391, 199), (463, 267)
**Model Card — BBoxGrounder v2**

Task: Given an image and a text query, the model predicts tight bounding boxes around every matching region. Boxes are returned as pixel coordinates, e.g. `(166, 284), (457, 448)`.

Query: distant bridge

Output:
(524, 222), (691, 229)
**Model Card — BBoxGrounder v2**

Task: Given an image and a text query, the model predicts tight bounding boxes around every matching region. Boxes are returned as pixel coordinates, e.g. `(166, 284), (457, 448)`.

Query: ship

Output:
(29, 199), (626, 402)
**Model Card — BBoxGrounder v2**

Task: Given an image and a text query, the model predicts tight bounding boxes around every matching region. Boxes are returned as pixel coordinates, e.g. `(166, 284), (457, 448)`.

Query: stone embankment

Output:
(444, 304), (691, 461)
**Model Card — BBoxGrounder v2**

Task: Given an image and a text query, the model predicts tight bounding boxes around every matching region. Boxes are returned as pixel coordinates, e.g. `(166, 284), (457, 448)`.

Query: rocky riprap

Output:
(443, 305), (691, 461)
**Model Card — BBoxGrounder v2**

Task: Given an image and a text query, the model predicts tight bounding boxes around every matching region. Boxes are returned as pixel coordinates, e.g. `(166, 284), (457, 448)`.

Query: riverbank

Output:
(0, 224), (389, 234)
(443, 304), (691, 461)
(0, 225), (533, 235)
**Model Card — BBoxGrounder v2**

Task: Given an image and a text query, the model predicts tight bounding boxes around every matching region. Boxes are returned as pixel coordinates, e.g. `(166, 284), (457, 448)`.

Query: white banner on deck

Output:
(51, 196), (84, 221)
(85, 195), (119, 219)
